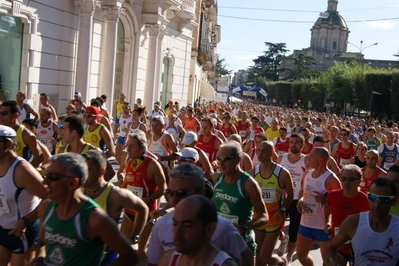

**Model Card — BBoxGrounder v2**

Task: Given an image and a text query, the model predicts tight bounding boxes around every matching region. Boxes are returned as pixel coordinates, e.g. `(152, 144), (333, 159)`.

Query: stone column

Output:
(75, 0), (100, 104)
(143, 24), (160, 109)
(100, 5), (123, 113)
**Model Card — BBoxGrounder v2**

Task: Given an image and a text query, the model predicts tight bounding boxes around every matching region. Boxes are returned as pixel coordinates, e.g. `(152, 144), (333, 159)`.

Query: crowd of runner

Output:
(1, 90), (399, 266)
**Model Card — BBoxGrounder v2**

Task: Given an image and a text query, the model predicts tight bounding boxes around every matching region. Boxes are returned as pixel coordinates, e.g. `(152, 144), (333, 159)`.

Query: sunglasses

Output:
(165, 188), (197, 198)
(57, 124), (64, 129)
(84, 114), (96, 118)
(340, 133), (348, 136)
(340, 176), (360, 182)
(367, 192), (395, 203)
(179, 157), (195, 162)
(44, 172), (75, 182)
(0, 111), (10, 116)
(216, 156), (238, 162)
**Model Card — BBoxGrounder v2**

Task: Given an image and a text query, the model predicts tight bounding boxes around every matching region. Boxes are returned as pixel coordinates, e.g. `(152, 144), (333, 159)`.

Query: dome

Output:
(314, 12), (347, 28)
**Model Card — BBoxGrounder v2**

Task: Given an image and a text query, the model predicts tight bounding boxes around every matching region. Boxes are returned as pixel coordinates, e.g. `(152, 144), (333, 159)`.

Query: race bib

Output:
(302, 202), (317, 216)
(0, 193), (10, 213)
(384, 162), (394, 171)
(127, 185), (143, 198)
(261, 187), (277, 203)
(239, 130), (246, 137)
(339, 158), (350, 168)
(334, 227), (350, 244)
(292, 177), (301, 199)
(218, 212), (239, 224)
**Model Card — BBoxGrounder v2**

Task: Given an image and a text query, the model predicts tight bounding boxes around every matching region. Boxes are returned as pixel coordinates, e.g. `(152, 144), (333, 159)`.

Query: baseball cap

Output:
(0, 125), (16, 140)
(181, 131), (198, 145)
(174, 147), (199, 161)
(85, 106), (100, 115)
(74, 91), (81, 97)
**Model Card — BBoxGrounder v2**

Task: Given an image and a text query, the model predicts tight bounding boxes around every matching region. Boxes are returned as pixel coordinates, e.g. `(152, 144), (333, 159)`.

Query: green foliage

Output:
(216, 54), (232, 77)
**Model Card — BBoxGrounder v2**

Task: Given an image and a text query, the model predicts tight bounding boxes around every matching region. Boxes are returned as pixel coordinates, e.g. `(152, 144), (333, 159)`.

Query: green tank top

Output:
(366, 137), (378, 150)
(213, 172), (253, 227)
(43, 199), (104, 265)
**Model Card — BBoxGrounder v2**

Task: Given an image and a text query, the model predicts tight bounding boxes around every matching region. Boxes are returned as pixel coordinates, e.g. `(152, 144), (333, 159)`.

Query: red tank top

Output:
(275, 137), (290, 154)
(336, 142), (355, 167)
(360, 166), (383, 193)
(220, 123), (234, 137)
(197, 134), (218, 162)
(236, 120), (250, 139)
(124, 155), (158, 214)
(302, 143), (313, 155)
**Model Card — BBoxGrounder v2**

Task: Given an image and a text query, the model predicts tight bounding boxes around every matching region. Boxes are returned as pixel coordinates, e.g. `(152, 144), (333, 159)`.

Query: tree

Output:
(282, 54), (320, 80)
(216, 54), (232, 77)
(250, 42), (289, 82)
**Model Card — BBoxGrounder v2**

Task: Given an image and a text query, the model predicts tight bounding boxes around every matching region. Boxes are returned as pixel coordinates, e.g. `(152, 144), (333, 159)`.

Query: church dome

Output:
(314, 12), (347, 28)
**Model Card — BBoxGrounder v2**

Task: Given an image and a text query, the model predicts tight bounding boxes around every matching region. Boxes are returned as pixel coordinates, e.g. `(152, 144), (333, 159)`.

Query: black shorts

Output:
(0, 219), (39, 254)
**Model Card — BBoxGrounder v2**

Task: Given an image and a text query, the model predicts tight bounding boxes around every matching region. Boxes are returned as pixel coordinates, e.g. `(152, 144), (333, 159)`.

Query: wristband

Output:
(22, 216), (32, 227)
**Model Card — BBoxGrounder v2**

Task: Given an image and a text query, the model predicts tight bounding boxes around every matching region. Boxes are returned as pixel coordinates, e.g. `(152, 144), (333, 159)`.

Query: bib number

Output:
(339, 158), (350, 168)
(127, 185), (143, 198)
(292, 177), (301, 199)
(239, 130), (246, 137)
(303, 202), (317, 216)
(218, 212), (239, 224)
(261, 188), (277, 203)
(0, 193), (10, 213)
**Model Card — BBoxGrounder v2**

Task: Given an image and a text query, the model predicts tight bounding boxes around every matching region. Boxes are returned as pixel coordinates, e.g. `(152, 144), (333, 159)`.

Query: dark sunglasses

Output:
(340, 176), (360, 182)
(44, 172), (75, 182)
(84, 114), (96, 118)
(216, 156), (238, 162)
(165, 188), (197, 198)
(0, 111), (10, 116)
(57, 124), (64, 129)
(179, 157), (195, 162)
(367, 192), (395, 204)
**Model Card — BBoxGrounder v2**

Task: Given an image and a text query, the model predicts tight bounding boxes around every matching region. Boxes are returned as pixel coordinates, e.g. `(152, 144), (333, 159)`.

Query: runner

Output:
(16, 91), (39, 124)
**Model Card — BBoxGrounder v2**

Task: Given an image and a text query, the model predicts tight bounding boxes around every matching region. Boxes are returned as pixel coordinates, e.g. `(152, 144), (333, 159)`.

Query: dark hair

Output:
(101, 94), (107, 100)
(370, 177), (396, 196)
(279, 126), (287, 132)
(201, 117), (213, 127)
(95, 97), (104, 105)
(290, 133), (304, 143)
(133, 107), (144, 115)
(50, 153), (88, 188)
(388, 165), (399, 174)
(181, 195), (217, 228)
(82, 149), (107, 169)
(40, 93), (49, 99)
(65, 115), (85, 138)
(22, 119), (38, 129)
(1, 101), (20, 114)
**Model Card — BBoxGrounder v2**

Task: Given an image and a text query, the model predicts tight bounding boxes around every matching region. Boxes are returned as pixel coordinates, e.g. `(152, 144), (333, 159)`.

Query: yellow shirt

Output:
(84, 124), (105, 151)
(265, 128), (280, 141)
(15, 124), (30, 160)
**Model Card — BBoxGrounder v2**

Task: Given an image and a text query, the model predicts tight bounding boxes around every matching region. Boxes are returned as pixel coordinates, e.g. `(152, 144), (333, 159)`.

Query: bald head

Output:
(312, 147), (330, 161)
(228, 134), (242, 144)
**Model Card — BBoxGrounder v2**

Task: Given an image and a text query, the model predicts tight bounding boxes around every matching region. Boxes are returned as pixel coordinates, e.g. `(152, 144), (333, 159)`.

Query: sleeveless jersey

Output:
(326, 189), (369, 255)
(63, 143), (92, 154)
(84, 124), (105, 151)
(352, 212), (399, 265)
(184, 117), (197, 132)
(313, 125), (323, 135)
(354, 156), (366, 168)
(301, 169), (332, 229)
(197, 134), (218, 162)
(253, 164), (284, 215)
(17, 103), (29, 124)
(220, 123), (234, 138)
(118, 114), (132, 137)
(286, 124), (296, 136)
(360, 166), (383, 193)
(336, 142), (355, 168)
(247, 126), (264, 141)
(274, 137), (290, 156)
(168, 250), (232, 266)
(84, 182), (117, 223)
(280, 154), (306, 200)
(128, 121), (144, 133)
(15, 124), (31, 161)
(55, 140), (66, 155)
(0, 157), (39, 229)
(379, 144), (399, 171)
(115, 101), (124, 120)
(124, 155), (158, 214)
(36, 120), (55, 153)
(165, 124), (179, 145)
(330, 139), (340, 152)
(366, 137), (379, 150)
(236, 120), (250, 139)
(148, 132), (172, 168)
(213, 172), (253, 237)
(43, 199), (104, 266)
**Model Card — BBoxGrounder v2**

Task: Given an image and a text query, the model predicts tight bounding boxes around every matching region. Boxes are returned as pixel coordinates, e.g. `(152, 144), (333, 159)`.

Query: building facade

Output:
(0, 0), (216, 116)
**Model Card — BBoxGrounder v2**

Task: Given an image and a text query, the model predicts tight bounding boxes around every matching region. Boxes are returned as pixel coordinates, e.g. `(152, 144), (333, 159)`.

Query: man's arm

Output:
(280, 169), (294, 210)
(30, 200), (51, 264)
(87, 208), (139, 266)
(23, 130), (43, 168)
(330, 144), (338, 158)
(144, 160), (166, 205)
(100, 126), (115, 158)
(49, 105), (58, 121)
(198, 149), (214, 180)
(101, 116), (112, 133)
(328, 156), (341, 176)
(244, 177), (268, 230)
(27, 104), (39, 122)
(114, 187), (149, 238)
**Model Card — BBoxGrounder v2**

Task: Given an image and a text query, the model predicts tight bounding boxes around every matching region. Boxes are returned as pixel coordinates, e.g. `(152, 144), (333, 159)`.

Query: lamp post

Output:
(347, 41), (378, 57)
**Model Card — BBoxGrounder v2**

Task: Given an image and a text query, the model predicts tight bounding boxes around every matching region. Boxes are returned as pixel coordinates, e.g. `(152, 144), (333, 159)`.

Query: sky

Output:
(216, 0), (399, 73)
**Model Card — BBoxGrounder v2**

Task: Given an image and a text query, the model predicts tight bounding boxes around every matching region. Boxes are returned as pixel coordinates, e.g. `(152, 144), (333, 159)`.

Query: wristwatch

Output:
(130, 235), (139, 244)
(21, 216), (32, 227)
(280, 206), (287, 212)
(148, 196), (154, 203)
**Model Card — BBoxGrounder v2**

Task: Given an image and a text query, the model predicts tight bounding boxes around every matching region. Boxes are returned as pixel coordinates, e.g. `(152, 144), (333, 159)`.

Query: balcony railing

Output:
(181, 0), (195, 18)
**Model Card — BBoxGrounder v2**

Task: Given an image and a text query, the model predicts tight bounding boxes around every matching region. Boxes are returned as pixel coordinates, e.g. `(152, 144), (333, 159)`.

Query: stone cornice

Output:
(102, 5), (125, 21)
(75, 0), (101, 14)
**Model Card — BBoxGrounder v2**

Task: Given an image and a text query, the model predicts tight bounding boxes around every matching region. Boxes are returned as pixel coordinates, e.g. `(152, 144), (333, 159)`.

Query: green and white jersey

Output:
(43, 199), (104, 266)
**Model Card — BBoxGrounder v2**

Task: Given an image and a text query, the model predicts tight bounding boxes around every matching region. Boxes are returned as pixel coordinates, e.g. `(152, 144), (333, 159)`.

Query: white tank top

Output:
(287, 124), (296, 136)
(148, 132), (170, 167)
(17, 104), (29, 124)
(280, 154), (306, 200)
(168, 250), (232, 266)
(301, 169), (332, 229)
(352, 212), (399, 265)
(119, 114), (132, 137)
(166, 125), (179, 144)
(0, 157), (40, 229)
(36, 120), (55, 153)
(313, 125), (323, 135)
(128, 121), (143, 134)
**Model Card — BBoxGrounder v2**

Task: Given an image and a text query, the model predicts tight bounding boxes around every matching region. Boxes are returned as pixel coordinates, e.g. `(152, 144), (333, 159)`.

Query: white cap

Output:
(181, 131), (198, 145)
(174, 147), (199, 161)
(74, 91), (81, 97)
(0, 125), (16, 139)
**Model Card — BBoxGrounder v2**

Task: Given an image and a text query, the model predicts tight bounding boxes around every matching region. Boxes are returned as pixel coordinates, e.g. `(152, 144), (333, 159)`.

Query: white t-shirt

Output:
(146, 211), (247, 264)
